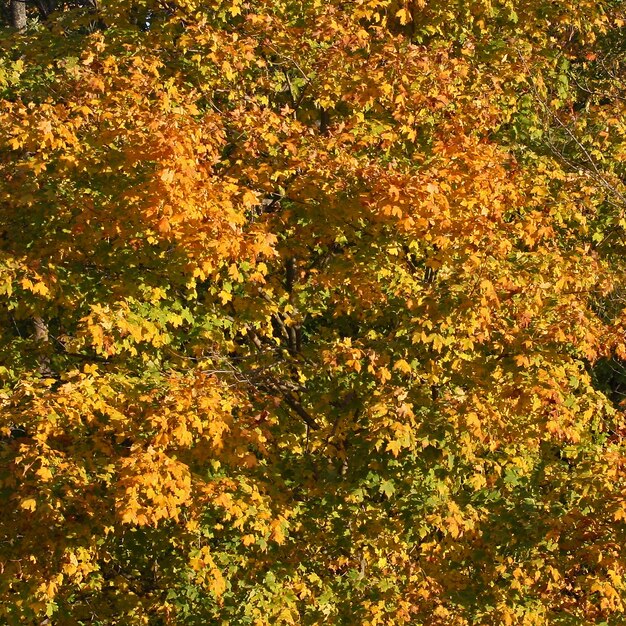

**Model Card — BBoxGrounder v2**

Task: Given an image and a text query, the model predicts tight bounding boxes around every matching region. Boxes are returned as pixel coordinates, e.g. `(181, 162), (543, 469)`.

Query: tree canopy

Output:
(2, 0), (626, 624)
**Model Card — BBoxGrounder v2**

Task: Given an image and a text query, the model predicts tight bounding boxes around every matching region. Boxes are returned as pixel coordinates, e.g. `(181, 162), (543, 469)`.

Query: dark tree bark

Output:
(33, 0), (56, 20)
(33, 315), (54, 377)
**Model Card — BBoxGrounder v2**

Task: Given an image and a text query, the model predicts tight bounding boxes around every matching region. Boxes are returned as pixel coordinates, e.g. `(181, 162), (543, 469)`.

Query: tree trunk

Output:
(33, 315), (53, 376)
(10, 0), (26, 31)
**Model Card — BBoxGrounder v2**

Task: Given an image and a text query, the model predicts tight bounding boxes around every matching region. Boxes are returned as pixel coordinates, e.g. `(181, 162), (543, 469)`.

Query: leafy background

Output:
(2, 0), (626, 623)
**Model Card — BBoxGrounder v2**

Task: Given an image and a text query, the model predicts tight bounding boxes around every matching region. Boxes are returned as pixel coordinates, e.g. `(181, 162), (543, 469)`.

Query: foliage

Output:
(2, 0), (626, 624)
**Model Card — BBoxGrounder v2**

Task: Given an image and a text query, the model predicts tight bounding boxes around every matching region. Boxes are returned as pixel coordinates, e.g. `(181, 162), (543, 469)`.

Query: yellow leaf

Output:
(396, 8), (411, 25)
(90, 324), (104, 348)
(158, 217), (171, 233)
(466, 412), (481, 429)
(160, 168), (175, 183)
(270, 519), (286, 544)
(208, 568), (226, 597)
(347, 358), (362, 372)
(393, 359), (412, 374)
(242, 190), (257, 207)
(379, 367), (391, 383)
(386, 440), (402, 457)
(21, 498), (37, 511)
(36, 466), (53, 481)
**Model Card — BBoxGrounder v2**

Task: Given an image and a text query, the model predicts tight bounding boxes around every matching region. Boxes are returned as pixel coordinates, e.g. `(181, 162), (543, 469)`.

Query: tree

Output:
(1, 1), (626, 624)
(8, 0), (26, 31)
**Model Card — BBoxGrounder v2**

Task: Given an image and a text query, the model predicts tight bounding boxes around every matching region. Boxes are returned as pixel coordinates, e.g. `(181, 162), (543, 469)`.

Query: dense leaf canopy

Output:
(2, 0), (626, 623)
